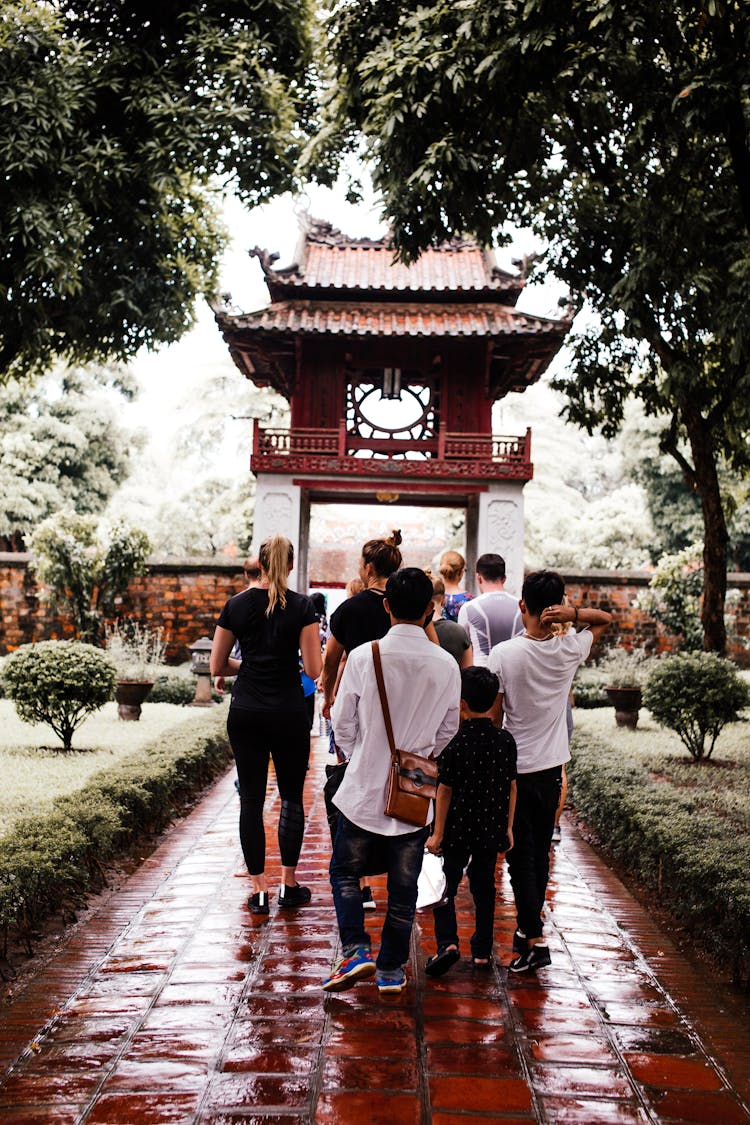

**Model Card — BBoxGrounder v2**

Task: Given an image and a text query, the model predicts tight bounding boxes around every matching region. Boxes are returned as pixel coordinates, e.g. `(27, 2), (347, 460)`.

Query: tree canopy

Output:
(326, 0), (750, 652)
(1, 0), (321, 381)
(0, 365), (136, 549)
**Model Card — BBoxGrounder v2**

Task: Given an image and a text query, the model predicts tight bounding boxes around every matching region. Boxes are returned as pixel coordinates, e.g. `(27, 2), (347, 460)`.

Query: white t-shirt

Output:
(488, 630), (593, 774)
(331, 624), (460, 835)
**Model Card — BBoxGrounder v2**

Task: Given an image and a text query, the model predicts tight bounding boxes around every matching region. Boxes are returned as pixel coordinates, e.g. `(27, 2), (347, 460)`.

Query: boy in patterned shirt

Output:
(425, 667), (517, 974)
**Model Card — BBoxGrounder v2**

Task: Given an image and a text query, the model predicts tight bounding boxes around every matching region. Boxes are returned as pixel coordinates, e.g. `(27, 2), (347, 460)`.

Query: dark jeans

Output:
(227, 707), (310, 875)
(433, 846), (498, 959)
(507, 766), (562, 939)
(330, 814), (428, 971)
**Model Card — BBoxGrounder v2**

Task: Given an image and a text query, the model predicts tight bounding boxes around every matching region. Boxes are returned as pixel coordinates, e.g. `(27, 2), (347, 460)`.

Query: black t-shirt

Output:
(329, 588), (389, 654)
(217, 588), (317, 712)
(438, 718), (517, 852)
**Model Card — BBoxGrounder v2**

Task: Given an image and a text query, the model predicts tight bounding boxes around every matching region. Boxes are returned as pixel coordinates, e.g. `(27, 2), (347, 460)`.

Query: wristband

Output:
(573, 606), (579, 623)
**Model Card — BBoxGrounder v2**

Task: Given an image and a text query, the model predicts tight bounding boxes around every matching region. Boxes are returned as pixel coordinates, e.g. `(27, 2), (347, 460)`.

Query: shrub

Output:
(149, 670), (197, 706)
(30, 512), (150, 644)
(643, 652), (750, 760)
(1, 641), (116, 751)
(597, 646), (651, 688)
(105, 620), (166, 681)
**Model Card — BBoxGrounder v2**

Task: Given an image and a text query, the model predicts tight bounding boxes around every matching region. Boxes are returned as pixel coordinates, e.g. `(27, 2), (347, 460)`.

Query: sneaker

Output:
(322, 947), (376, 992)
(278, 883), (312, 908)
(361, 885), (376, 912)
(512, 928), (528, 954)
(509, 944), (552, 973)
(247, 891), (269, 915)
(375, 967), (407, 994)
(551, 824), (562, 845)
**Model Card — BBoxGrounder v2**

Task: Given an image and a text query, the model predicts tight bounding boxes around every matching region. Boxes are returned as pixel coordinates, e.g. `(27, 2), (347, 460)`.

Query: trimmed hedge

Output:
(568, 724), (750, 988)
(0, 711), (231, 956)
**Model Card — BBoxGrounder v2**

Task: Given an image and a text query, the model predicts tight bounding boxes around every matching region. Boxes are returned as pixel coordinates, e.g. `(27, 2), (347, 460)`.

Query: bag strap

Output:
(371, 641), (398, 762)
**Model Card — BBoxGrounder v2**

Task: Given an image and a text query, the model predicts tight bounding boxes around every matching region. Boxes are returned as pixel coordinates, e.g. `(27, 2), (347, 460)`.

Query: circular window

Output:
(357, 386), (426, 432)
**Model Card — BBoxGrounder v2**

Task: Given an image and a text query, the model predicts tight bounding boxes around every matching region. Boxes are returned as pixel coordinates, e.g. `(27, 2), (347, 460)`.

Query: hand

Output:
(540, 603), (574, 625)
(426, 834), (442, 855)
(214, 676), (225, 695)
(321, 700), (332, 720)
(505, 827), (514, 852)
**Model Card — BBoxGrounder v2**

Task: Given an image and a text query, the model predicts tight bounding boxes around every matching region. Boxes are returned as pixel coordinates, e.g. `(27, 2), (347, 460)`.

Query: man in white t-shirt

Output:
(323, 568), (460, 995)
(488, 570), (612, 973)
(458, 553), (523, 666)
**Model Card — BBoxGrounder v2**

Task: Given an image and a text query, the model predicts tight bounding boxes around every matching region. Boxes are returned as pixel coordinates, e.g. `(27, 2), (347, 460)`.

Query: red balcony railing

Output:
(251, 423), (533, 481)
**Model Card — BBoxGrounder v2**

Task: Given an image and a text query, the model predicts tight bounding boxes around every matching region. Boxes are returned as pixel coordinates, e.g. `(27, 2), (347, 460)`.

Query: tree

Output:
(1, 641), (116, 752)
(0, 365), (137, 549)
(30, 513), (151, 644)
(1, 0), (322, 382)
(326, 0), (750, 652)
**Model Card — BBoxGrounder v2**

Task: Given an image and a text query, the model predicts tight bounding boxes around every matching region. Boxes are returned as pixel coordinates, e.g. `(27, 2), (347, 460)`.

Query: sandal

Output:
(471, 955), (493, 970)
(425, 945), (460, 978)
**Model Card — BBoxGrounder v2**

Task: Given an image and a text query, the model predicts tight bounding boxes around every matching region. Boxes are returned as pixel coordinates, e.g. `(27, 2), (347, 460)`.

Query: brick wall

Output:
(1, 555), (748, 665)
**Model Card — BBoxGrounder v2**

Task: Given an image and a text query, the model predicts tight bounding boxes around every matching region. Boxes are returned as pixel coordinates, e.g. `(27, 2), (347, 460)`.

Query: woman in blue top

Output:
(211, 535), (322, 915)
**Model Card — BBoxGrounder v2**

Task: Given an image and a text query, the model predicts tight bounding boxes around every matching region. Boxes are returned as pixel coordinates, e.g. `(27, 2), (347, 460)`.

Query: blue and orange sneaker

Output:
(322, 947), (376, 992)
(375, 967), (406, 994)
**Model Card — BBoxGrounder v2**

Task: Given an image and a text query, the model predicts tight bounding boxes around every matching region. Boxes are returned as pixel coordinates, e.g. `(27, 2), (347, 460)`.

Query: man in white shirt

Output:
(488, 570), (612, 973)
(458, 553), (523, 666)
(323, 568), (460, 995)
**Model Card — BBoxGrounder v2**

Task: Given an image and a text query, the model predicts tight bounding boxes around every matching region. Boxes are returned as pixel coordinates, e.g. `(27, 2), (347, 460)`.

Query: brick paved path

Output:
(0, 734), (749, 1124)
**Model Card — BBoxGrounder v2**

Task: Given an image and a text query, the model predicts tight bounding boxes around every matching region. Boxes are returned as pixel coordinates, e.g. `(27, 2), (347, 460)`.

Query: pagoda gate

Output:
(215, 218), (569, 593)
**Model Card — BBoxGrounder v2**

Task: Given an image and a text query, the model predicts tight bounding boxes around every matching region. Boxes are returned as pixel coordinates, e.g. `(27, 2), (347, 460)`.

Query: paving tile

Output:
(530, 1064), (634, 1099)
(86, 1091), (203, 1123)
(530, 1033), (619, 1065)
(203, 1073), (312, 1110)
(645, 1087), (750, 1124)
(538, 1096), (650, 1123)
(321, 1053), (419, 1090)
(623, 1051), (725, 1091)
(429, 1074), (533, 1113)
(314, 1091), (421, 1124)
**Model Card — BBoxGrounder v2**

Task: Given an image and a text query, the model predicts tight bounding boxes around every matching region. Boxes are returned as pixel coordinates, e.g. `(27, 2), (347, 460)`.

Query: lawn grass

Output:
(569, 702), (750, 986)
(0, 700), (227, 834)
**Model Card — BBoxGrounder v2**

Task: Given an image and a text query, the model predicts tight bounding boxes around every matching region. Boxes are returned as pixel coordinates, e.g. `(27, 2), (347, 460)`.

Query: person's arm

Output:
(433, 677), (461, 753)
(490, 691), (504, 729)
(320, 634), (345, 718)
(459, 642), (474, 670)
(541, 603), (613, 646)
(209, 626), (240, 678)
(300, 620), (322, 681)
(329, 655), (361, 759)
(426, 783), (453, 854)
(425, 619), (441, 646)
(504, 778), (517, 853)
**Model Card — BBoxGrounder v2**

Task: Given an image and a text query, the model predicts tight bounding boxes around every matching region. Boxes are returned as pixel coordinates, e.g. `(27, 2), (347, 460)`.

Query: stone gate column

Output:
(477, 482), (525, 596)
(251, 474), (303, 591)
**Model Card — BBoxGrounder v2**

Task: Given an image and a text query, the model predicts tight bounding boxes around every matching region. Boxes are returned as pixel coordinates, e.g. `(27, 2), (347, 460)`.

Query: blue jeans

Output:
(330, 814), (428, 972)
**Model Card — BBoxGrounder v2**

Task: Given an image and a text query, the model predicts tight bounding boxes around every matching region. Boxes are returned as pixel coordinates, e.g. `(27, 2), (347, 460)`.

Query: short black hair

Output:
(522, 569), (565, 615)
(476, 553), (506, 581)
(460, 666), (499, 714)
(310, 591), (326, 615)
(385, 567), (433, 621)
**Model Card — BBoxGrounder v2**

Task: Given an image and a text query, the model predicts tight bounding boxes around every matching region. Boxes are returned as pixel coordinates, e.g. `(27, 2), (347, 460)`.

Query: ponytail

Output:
(259, 535), (294, 616)
(361, 529), (403, 579)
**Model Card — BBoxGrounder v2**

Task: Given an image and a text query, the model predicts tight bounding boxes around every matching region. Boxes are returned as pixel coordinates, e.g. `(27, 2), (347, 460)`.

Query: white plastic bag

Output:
(416, 850), (447, 911)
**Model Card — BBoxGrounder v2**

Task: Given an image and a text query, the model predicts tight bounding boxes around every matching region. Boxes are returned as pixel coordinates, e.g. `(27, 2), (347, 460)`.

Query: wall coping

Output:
(2, 553), (749, 587)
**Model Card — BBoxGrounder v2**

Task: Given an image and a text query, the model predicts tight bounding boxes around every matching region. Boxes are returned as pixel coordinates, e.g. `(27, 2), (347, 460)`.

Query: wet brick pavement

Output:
(0, 733), (749, 1123)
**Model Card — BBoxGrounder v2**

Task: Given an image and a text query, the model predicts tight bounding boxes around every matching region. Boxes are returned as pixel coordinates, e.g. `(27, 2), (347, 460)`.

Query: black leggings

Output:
(227, 708), (311, 876)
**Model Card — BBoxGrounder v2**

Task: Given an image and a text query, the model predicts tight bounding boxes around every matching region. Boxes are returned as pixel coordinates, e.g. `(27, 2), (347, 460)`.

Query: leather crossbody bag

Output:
(371, 640), (438, 828)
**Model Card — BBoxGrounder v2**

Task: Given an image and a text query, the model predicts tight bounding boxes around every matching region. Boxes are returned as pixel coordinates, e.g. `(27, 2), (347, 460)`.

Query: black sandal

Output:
(425, 945), (460, 978)
(471, 955), (493, 970)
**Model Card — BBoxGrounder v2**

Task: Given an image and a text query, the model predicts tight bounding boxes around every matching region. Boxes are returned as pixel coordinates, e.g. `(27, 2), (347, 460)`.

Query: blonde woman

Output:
(210, 535), (322, 915)
(439, 549), (473, 622)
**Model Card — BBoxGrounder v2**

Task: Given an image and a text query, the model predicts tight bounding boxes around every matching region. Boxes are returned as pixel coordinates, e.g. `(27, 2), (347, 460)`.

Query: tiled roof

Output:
(255, 219), (521, 298)
(223, 300), (562, 338)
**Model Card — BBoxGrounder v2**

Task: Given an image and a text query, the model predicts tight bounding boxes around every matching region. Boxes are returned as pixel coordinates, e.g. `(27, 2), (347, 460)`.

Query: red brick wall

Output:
(1, 555), (748, 665)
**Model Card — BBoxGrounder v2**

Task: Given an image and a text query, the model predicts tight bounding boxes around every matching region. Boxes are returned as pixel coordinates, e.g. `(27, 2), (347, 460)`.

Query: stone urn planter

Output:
(604, 686), (643, 729)
(115, 680), (154, 721)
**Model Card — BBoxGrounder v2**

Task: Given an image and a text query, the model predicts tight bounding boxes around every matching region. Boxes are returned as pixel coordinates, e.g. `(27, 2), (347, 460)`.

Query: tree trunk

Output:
(681, 402), (728, 654)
